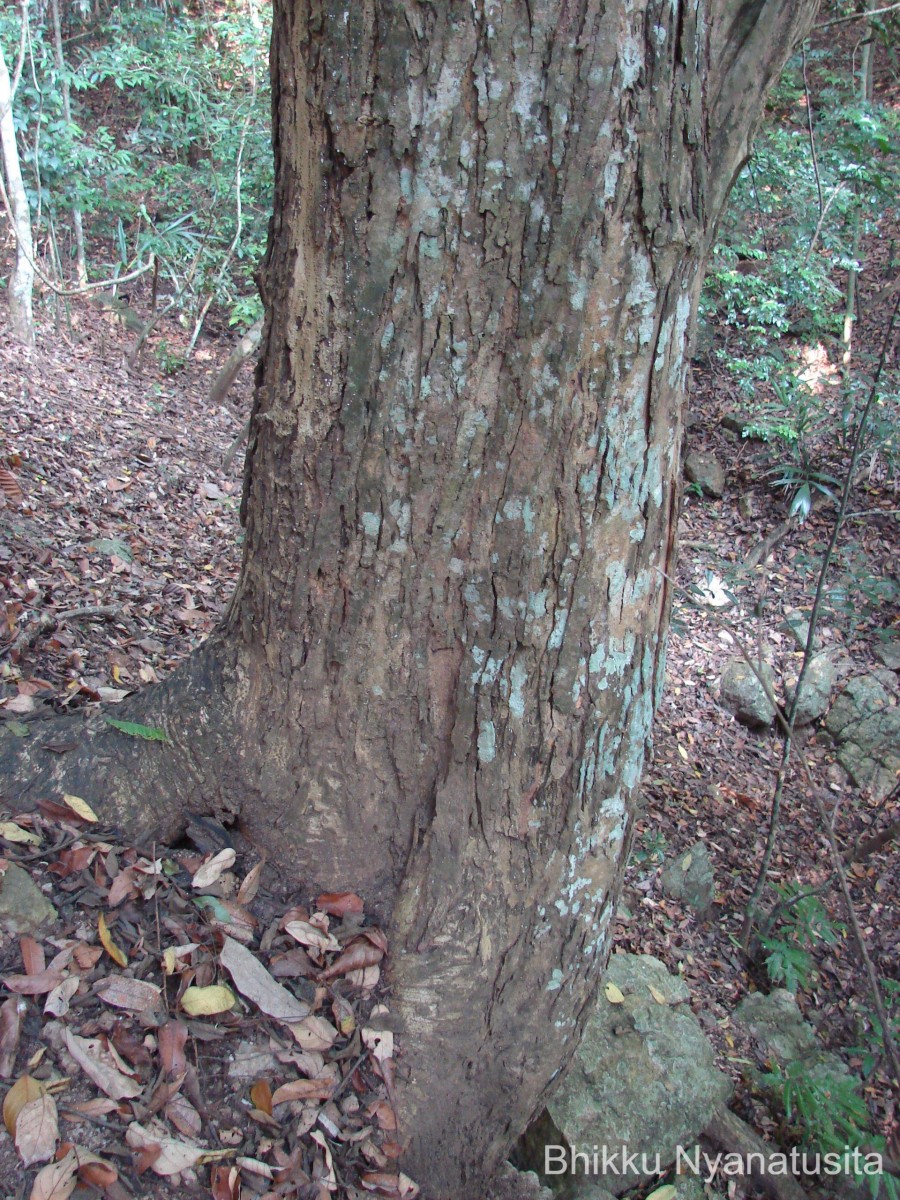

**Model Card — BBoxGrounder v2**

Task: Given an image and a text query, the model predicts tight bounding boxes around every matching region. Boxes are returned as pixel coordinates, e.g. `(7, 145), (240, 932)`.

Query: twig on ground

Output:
(10, 603), (122, 655)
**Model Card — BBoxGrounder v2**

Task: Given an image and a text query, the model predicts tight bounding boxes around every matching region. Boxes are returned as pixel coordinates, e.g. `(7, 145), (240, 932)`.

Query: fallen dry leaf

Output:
(29, 1148), (79, 1200)
(98, 913), (128, 967)
(286, 1015), (338, 1052)
(159, 1020), (188, 1078)
(646, 1186), (677, 1200)
(319, 938), (384, 982)
(347, 964), (381, 990)
(61, 795), (99, 823)
(191, 848), (236, 889)
(3, 970), (66, 995)
(165, 1092), (202, 1139)
(76, 1156), (118, 1189)
(310, 1128), (336, 1186)
(250, 1078), (273, 1115)
(0, 822), (42, 846)
(125, 1120), (209, 1176)
(210, 1164), (241, 1200)
(0, 997), (24, 1077)
(4, 1074), (46, 1135)
(107, 867), (138, 907)
(96, 976), (162, 1014)
(15, 1092), (59, 1166)
(219, 935), (309, 1023)
(19, 937), (46, 976)
(284, 920), (340, 955)
(271, 1077), (334, 1105)
(43, 977), (80, 1018)
(64, 1029), (143, 1100)
(62, 1097), (118, 1119)
(362, 1027), (394, 1065)
(316, 891), (364, 917)
(236, 859), (264, 905)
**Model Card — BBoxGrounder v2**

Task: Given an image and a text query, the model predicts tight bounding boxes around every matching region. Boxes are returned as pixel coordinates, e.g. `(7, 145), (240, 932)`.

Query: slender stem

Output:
(807, 785), (900, 1086)
(818, 1), (900, 28)
(740, 292), (900, 947)
(801, 43), (824, 221)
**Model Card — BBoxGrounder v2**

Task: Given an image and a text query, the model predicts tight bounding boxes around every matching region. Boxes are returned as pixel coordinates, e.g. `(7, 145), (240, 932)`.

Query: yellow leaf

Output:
(162, 948), (177, 975)
(98, 914), (127, 968)
(0, 822), (42, 846)
(3, 1075), (46, 1136)
(646, 1187), (676, 1200)
(682, 853), (693, 871)
(62, 794), (99, 823)
(604, 982), (625, 1004)
(648, 985), (667, 1005)
(112, 665), (123, 683)
(180, 985), (236, 1016)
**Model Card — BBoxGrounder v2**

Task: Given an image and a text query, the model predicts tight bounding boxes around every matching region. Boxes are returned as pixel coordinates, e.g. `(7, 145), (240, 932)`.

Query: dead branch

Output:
(704, 1106), (810, 1200)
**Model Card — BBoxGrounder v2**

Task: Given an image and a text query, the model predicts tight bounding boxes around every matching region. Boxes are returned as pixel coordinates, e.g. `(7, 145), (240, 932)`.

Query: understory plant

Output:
(0, 0), (272, 332)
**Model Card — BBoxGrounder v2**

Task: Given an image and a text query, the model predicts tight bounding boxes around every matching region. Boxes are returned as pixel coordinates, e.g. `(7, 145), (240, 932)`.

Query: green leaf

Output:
(104, 717), (170, 743)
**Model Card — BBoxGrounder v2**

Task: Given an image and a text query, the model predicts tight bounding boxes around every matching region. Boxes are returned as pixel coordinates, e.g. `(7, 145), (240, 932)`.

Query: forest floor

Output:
(0, 283), (897, 1200)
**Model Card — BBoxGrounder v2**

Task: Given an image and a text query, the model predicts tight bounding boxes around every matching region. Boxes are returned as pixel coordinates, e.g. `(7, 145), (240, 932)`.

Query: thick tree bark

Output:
(1, 2), (818, 1195)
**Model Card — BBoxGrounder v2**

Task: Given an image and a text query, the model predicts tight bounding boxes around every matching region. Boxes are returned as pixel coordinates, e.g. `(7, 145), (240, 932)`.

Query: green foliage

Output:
(155, 339), (186, 376)
(104, 717), (170, 743)
(759, 884), (843, 993)
(849, 979), (900, 1081)
(763, 1059), (868, 1156)
(632, 828), (667, 867)
(762, 1059), (899, 1200)
(792, 539), (900, 639)
(701, 38), (900, 503)
(0, 1), (272, 327)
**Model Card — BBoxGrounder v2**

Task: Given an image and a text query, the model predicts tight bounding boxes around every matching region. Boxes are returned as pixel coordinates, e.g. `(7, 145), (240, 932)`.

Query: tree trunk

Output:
(0, 28), (35, 347)
(50, 0), (88, 287)
(0, 2), (819, 1195)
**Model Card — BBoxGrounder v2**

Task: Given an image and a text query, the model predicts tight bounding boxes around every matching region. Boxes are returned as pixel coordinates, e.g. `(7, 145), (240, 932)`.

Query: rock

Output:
(873, 637), (900, 671)
(660, 841), (716, 915)
(733, 992), (857, 1115)
(824, 672), (900, 801)
(488, 1163), (555, 1200)
(568, 1185), (619, 1200)
(733, 990), (817, 1065)
(0, 863), (57, 936)
(780, 611), (814, 652)
(784, 654), (837, 726)
(684, 451), (726, 498)
(720, 412), (758, 438)
(674, 1176), (727, 1200)
(533, 954), (731, 1194)
(720, 412), (746, 435)
(720, 658), (776, 728)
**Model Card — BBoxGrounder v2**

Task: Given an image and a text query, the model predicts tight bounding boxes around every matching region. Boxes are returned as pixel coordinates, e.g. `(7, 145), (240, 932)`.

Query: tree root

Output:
(0, 638), (242, 847)
(703, 1105), (809, 1200)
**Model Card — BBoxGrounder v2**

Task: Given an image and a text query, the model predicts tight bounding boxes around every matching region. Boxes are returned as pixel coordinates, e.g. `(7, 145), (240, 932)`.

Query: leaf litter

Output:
(0, 811), (414, 1199)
